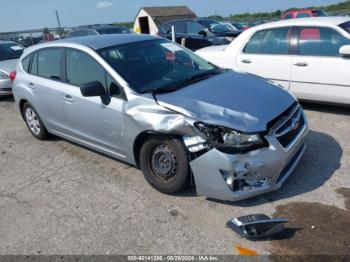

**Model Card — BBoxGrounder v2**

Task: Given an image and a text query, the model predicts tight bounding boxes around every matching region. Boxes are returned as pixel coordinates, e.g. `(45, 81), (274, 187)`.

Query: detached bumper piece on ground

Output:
(227, 214), (288, 240)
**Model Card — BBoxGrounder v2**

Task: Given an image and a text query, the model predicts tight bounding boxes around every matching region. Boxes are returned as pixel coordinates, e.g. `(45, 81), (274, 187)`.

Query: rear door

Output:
(25, 48), (66, 132)
(290, 26), (350, 104)
(235, 27), (293, 90)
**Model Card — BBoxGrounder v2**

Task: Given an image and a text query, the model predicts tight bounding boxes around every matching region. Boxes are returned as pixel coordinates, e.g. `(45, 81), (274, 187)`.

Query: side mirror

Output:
(339, 45), (350, 57)
(80, 81), (106, 97)
(199, 30), (207, 37)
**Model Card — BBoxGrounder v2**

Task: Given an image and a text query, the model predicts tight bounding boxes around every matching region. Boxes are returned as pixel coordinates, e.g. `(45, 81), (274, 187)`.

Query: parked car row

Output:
(158, 19), (231, 51)
(196, 17), (350, 105)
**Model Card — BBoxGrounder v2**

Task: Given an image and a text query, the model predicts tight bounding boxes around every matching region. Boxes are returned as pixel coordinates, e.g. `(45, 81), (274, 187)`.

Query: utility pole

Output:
(55, 10), (61, 29)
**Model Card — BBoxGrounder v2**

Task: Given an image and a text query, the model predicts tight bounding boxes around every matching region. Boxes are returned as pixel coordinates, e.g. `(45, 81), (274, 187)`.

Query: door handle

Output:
(63, 95), (75, 103)
(241, 59), (252, 64)
(294, 62), (308, 67)
(27, 82), (35, 89)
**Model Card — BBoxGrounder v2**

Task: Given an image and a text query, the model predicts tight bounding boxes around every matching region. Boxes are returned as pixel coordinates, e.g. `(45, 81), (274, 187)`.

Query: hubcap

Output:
(151, 144), (178, 181)
(25, 108), (41, 136)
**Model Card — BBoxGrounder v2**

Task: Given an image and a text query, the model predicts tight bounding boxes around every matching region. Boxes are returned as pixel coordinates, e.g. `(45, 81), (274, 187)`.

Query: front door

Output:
(61, 48), (127, 158)
(235, 27), (293, 90)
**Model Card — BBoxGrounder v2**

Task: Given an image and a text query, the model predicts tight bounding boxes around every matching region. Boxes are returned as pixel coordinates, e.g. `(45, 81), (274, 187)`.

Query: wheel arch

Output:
(133, 131), (184, 168)
(19, 99), (29, 118)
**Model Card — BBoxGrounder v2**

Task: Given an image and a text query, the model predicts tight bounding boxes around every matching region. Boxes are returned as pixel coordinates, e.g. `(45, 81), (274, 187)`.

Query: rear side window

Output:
(244, 27), (290, 55)
(37, 48), (62, 80)
(296, 12), (311, 18)
(298, 27), (350, 56)
(22, 55), (31, 72)
(312, 10), (327, 17)
(66, 49), (106, 88)
(339, 21), (350, 34)
(284, 14), (293, 20)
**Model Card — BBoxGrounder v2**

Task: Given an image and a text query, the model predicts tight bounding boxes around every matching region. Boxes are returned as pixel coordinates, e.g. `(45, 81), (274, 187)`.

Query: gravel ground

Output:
(0, 95), (349, 256)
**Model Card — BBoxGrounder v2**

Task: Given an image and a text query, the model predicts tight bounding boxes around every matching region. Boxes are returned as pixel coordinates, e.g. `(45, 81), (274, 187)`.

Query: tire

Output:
(140, 136), (190, 194)
(23, 102), (49, 140)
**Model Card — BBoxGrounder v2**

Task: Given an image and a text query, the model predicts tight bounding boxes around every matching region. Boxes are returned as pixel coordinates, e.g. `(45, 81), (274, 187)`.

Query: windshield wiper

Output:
(151, 69), (221, 94)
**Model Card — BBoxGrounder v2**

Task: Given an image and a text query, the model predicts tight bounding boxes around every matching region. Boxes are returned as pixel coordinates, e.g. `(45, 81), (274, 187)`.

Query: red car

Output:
(282, 9), (327, 20)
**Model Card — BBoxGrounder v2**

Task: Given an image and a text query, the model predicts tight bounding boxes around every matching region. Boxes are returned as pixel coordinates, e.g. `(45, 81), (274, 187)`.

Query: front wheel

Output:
(140, 136), (190, 194)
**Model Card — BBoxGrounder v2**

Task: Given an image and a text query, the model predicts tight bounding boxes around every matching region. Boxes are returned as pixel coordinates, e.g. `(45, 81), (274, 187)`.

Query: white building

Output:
(134, 6), (197, 35)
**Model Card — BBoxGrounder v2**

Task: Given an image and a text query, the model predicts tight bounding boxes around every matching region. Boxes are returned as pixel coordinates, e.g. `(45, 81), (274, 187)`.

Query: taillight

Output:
(9, 71), (16, 81)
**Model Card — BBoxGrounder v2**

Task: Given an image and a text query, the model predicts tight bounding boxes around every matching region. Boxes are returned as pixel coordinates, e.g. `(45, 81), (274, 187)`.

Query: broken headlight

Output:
(194, 122), (267, 153)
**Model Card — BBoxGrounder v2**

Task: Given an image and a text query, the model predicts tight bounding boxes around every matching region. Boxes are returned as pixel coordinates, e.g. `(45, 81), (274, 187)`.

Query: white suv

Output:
(196, 17), (350, 105)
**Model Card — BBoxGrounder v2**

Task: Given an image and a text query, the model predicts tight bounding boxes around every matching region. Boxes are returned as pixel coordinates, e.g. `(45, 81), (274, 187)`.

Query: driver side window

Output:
(65, 49), (123, 98)
(66, 49), (106, 88)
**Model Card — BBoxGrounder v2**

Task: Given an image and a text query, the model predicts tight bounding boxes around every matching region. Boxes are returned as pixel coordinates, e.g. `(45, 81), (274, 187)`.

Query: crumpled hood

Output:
(156, 71), (295, 133)
(0, 59), (18, 74)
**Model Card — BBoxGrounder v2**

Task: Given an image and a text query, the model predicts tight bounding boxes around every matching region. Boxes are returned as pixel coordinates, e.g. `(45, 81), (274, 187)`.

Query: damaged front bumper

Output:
(188, 105), (308, 202)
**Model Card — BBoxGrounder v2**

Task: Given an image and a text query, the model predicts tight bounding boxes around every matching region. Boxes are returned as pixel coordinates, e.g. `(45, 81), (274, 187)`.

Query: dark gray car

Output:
(12, 34), (308, 201)
(158, 20), (230, 51)
(67, 25), (133, 38)
(0, 41), (24, 95)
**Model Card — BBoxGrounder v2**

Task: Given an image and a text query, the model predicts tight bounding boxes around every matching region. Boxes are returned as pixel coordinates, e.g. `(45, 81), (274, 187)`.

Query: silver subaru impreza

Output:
(12, 34), (308, 202)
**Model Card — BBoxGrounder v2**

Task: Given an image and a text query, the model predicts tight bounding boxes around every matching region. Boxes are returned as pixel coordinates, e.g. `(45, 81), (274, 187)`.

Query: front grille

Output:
(275, 105), (305, 148)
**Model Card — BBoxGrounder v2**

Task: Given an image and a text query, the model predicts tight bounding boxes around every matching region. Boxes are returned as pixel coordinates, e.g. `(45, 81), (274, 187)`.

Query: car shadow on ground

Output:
(0, 95), (14, 102)
(206, 129), (343, 207)
(301, 101), (350, 116)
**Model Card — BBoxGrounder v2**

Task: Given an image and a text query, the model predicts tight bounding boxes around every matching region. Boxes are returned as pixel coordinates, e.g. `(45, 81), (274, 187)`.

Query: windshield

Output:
(0, 43), (24, 61)
(199, 20), (220, 29)
(312, 10), (327, 17)
(339, 21), (350, 34)
(97, 27), (131, 35)
(99, 39), (219, 94)
(211, 24), (231, 33)
(232, 23), (245, 30)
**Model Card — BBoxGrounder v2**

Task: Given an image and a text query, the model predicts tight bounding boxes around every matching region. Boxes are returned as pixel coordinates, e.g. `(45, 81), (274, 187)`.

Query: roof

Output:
(57, 34), (158, 50)
(252, 17), (350, 30)
(142, 6), (195, 17)
(284, 9), (322, 13)
(138, 6), (197, 25)
(74, 24), (128, 30)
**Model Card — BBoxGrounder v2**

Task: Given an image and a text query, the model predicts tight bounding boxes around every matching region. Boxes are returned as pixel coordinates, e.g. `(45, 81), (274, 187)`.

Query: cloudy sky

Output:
(0, 0), (344, 32)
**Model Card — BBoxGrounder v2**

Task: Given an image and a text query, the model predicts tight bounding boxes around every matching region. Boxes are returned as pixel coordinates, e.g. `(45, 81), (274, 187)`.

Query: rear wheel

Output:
(23, 103), (49, 140)
(140, 136), (190, 194)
